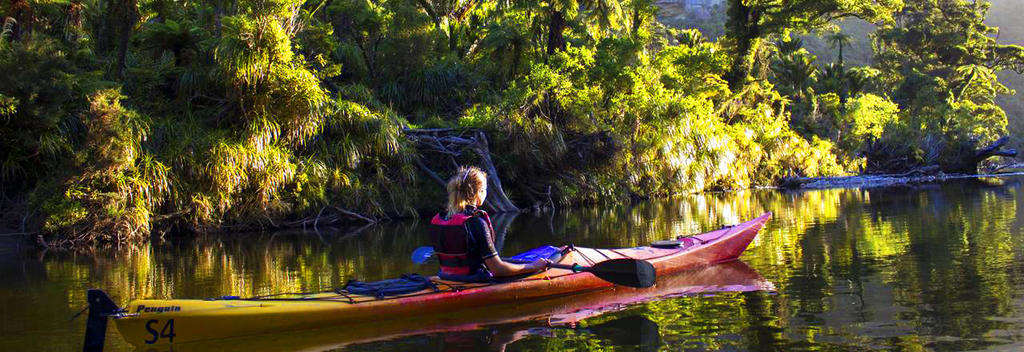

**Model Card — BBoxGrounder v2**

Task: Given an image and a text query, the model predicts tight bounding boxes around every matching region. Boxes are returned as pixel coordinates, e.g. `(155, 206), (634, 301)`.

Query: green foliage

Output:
(657, 30), (730, 97)
(868, 0), (1024, 172)
(462, 35), (842, 204)
(138, 19), (203, 66)
(769, 40), (818, 101)
(15, 0), (1012, 246)
(723, 0), (904, 88)
(0, 40), (87, 194)
(41, 89), (167, 245)
(826, 93), (901, 162)
(842, 95), (899, 144)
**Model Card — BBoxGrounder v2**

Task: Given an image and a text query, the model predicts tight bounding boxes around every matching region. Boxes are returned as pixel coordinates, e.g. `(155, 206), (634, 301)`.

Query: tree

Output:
(414, 0), (484, 55)
(139, 19), (202, 66)
(825, 31), (852, 104)
(544, 0), (625, 55)
(874, 0), (1024, 137)
(769, 43), (818, 101)
(724, 0), (903, 89)
(6, 0), (32, 41)
(825, 31), (851, 69)
(870, 0), (1024, 172)
(96, 0), (140, 77)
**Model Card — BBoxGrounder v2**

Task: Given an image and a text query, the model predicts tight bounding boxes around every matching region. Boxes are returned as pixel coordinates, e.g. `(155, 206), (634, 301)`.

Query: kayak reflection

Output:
(345, 314), (661, 352)
(151, 260), (772, 352)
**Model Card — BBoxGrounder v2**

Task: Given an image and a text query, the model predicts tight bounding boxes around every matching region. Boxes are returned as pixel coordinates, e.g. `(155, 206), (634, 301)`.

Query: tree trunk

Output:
(115, 10), (135, 78)
(838, 42), (847, 107)
(474, 131), (519, 213)
(8, 0), (33, 42)
(214, 3), (224, 38)
(546, 9), (566, 56)
(489, 212), (519, 252)
(725, 0), (761, 90)
(93, 0), (113, 54)
(66, 1), (83, 42)
(94, 0), (138, 77)
(509, 40), (521, 81)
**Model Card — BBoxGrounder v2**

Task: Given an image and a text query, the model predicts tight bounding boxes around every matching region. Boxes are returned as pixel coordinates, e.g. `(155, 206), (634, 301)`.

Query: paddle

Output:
(410, 246), (656, 288)
(550, 259), (656, 289)
(411, 246), (436, 264)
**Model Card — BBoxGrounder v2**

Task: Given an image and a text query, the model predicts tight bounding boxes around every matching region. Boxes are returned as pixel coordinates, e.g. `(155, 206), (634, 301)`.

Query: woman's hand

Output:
(526, 258), (550, 271)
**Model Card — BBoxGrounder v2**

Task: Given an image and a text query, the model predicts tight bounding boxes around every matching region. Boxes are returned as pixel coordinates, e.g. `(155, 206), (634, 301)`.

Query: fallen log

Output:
(945, 136), (1018, 174)
(975, 136), (1018, 159)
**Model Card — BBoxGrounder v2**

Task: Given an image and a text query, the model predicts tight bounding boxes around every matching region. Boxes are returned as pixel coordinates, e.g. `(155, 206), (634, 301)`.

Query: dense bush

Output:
(4, 0), (1019, 247)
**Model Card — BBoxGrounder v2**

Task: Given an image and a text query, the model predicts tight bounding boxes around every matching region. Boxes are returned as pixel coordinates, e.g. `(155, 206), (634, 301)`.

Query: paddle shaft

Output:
(412, 246), (656, 288)
(548, 263), (586, 272)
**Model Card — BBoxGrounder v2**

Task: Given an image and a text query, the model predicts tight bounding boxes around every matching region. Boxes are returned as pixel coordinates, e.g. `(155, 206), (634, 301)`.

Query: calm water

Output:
(3, 177), (1024, 351)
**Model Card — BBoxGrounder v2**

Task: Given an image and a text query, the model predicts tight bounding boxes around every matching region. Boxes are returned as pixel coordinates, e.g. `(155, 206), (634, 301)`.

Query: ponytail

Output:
(447, 166), (487, 214)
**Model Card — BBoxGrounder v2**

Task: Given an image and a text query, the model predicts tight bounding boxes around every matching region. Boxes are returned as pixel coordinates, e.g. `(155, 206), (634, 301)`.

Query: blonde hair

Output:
(447, 166), (487, 214)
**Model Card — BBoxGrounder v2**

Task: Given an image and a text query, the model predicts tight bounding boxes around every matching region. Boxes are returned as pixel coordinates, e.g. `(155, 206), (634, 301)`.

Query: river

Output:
(2, 177), (1024, 351)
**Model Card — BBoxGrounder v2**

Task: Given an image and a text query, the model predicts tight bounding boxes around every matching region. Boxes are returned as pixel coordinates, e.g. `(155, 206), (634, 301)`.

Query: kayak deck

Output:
(104, 212), (771, 346)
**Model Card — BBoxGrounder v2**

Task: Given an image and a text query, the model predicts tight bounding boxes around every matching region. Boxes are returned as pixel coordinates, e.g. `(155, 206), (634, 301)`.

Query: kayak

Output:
(85, 212), (771, 348)
(160, 260), (773, 352)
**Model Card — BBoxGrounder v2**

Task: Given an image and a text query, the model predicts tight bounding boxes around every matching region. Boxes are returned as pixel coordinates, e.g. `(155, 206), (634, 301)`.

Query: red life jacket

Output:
(429, 210), (495, 276)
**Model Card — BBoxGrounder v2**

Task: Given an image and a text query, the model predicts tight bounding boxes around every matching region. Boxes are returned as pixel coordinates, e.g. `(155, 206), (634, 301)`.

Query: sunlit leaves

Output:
(217, 15), (294, 86)
(41, 89), (168, 245)
(839, 94), (899, 146)
(468, 33), (844, 202)
(769, 46), (819, 100)
(864, 0), (1024, 171)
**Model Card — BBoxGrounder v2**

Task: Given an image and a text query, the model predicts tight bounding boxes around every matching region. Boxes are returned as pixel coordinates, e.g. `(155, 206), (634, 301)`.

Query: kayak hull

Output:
(173, 260), (772, 352)
(109, 212), (772, 346)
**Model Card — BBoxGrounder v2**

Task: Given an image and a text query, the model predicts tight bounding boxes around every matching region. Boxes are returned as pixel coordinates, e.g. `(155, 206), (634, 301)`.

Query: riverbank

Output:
(9, 169), (1024, 251)
(781, 171), (1024, 190)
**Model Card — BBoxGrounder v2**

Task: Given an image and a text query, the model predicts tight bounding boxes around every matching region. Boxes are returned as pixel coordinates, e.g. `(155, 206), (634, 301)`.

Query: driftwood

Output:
(404, 128), (520, 213)
(990, 162), (1024, 172)
(280, 205), (377, 233)
(780, 165), (943, 189)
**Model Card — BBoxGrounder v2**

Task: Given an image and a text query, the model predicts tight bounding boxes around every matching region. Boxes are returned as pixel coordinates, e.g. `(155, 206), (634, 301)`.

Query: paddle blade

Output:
(586, 258), (657, 288)
(411, 246), (435, 264)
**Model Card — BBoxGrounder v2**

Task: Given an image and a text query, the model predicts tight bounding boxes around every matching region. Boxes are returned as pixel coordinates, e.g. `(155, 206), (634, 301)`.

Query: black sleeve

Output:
(467, 217), (499, 260)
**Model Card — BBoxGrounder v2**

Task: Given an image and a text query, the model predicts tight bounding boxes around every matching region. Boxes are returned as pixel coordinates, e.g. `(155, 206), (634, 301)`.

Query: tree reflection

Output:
(3, 178), (1024, 351)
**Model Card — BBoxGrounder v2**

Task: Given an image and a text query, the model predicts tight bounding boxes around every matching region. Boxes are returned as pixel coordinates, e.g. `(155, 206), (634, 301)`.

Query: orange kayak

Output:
(177, 260), (772, 351)
(84, 212), (772, 349)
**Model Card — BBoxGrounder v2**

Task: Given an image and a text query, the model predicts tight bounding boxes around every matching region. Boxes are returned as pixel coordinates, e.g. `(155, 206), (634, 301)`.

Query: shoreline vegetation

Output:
(2, 0), (1024, 249)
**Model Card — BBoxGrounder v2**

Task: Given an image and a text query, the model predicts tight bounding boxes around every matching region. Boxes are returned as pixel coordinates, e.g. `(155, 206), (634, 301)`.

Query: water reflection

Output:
(0, 177), (1023, 351)
(345, 314), (662, 352)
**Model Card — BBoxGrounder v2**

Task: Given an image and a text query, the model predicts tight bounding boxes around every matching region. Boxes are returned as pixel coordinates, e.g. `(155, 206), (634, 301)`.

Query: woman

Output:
(429, 166), (548, 282)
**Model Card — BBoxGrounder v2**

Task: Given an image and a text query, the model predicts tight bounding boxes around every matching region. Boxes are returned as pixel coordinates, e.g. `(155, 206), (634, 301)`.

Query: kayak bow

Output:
(84, 212), (771, 348)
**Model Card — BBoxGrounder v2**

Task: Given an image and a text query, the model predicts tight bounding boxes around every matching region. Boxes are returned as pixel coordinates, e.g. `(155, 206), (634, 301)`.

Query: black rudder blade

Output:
(84, 289), (119, 352)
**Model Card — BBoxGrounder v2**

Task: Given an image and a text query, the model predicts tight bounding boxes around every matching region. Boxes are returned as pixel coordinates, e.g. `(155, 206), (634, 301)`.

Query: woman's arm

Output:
(484, 257), (548, 277)
(468, 215), (547, 276)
